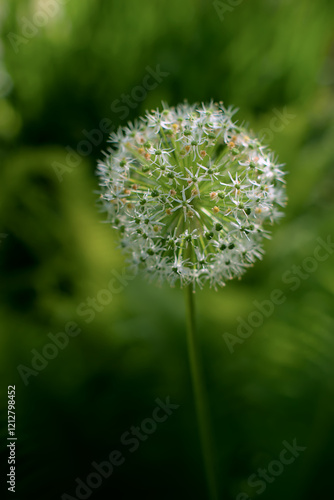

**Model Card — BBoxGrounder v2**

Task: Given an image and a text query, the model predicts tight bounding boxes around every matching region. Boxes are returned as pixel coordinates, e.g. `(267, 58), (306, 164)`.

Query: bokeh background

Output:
(1, 0), (334, 498)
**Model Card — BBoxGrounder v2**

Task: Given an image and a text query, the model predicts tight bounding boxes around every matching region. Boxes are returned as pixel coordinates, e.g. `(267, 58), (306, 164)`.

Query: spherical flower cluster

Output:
(97, 102), (287, 289)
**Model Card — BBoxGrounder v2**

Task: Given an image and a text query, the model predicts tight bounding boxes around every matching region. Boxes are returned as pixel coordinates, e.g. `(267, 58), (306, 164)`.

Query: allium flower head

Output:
(97, 102), (287, 289)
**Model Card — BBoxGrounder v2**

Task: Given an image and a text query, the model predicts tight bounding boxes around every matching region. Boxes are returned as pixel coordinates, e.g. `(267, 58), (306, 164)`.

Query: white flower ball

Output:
(97, 102), (287, 289)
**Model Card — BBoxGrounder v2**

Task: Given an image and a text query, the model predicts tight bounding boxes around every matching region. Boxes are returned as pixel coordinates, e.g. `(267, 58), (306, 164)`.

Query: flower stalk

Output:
(185, 285), (218, 500)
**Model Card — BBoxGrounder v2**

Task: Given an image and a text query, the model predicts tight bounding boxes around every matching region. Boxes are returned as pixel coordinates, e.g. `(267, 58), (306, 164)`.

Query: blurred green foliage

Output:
(1, 0), (334, 498)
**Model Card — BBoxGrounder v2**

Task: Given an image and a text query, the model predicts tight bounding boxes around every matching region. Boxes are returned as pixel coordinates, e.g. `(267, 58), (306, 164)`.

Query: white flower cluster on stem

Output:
(97, 101), (287, 289)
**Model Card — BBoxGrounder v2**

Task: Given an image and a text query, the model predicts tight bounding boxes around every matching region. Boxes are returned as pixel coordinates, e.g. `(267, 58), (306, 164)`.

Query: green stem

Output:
(184, 285), (218, 500)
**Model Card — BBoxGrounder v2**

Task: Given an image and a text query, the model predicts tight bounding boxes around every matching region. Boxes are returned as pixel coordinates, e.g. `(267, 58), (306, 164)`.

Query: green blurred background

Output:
(1, 0), (334, 498)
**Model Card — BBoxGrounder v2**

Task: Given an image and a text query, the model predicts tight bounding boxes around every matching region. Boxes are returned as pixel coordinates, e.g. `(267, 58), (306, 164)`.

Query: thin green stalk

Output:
(184, 285), (218, 500)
